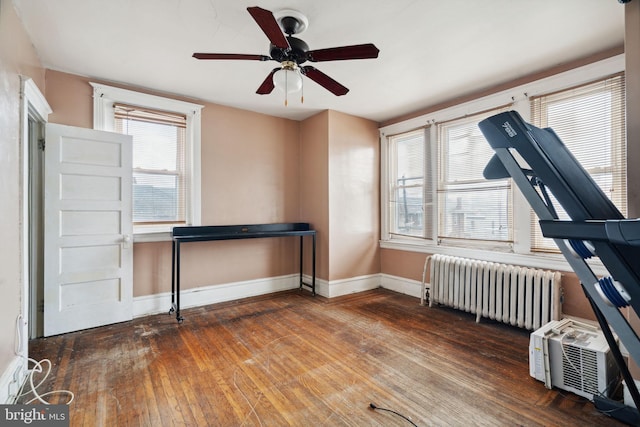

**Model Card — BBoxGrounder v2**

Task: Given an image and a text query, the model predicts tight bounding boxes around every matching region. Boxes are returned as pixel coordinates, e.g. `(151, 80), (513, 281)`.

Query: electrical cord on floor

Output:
(16, 358), (74, 405)
(369, 402), (418, 426)
(13, 315), (74, 405)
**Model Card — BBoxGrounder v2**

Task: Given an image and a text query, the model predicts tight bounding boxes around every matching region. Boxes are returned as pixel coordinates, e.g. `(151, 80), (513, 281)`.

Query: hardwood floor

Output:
(24, 289), (623, 426)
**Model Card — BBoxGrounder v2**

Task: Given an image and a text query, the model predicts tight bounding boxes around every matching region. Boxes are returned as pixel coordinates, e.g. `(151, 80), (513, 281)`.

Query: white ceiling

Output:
(13, 0), (625, 122)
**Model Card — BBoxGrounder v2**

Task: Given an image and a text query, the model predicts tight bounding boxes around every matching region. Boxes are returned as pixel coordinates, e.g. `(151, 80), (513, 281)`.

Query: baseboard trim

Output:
(133, 273), (424, 318)
(323, 274), (380, 298)
(133, 274), (300, 317)
(0, 356), (26, 404)
(380, 273), (424, 299)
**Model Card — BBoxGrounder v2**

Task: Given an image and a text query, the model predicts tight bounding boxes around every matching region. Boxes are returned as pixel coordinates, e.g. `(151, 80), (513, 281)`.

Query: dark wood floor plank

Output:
(22, 289), (624, 426)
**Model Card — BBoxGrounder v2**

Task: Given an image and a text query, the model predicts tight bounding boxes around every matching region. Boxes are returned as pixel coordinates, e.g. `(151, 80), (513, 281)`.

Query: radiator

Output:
(422, 254), (562, 330)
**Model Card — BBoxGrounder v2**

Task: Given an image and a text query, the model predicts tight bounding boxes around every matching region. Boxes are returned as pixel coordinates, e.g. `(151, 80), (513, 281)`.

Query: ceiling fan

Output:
(192, 6), (379, 102)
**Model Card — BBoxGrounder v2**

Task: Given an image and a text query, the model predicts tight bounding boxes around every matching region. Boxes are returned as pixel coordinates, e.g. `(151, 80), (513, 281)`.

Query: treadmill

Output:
(479, 110), (640, 423)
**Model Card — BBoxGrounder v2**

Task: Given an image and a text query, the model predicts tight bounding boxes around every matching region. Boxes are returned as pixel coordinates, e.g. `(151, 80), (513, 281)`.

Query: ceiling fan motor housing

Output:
(280, 16), (303, 35)
(270, 37), (309, 64)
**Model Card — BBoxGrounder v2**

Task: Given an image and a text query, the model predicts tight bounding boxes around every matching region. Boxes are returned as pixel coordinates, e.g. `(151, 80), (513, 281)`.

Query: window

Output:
(436, 110), (512, 246)
(90, 83), (203, 237)
(114, 104), (187, 225)
(530, 73), (626, 252)
(388, 128), (432, 240)
(380, 54), (625, 271)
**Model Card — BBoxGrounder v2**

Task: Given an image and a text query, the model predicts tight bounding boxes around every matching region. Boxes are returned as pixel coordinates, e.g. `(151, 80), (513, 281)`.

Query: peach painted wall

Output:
(298, 110), (380, 283)
(327, 111), (380, 281)
(380, 249), (427, 283)
(299, 111), (330, 280)
(0, 0), (45, 385)
(44, 70), (301, 296)
(45, 70), (93, 128)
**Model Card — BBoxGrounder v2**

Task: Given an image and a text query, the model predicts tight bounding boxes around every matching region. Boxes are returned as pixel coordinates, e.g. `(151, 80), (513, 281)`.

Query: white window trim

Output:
(379, 54), (624, 275)
(90, 83), (203, 241)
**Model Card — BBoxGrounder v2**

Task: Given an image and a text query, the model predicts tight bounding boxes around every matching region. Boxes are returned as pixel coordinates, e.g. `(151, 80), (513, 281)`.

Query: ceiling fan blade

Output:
(307, 43), (380, 62)
(256, 68), (281, 94)
(247, 6), (290, 50)
(193, 53), (270, 61)
(301, 66), (349, 96)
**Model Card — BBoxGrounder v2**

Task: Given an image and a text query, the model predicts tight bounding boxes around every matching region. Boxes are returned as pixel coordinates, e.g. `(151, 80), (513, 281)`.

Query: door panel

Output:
(44, 123), (132, 336)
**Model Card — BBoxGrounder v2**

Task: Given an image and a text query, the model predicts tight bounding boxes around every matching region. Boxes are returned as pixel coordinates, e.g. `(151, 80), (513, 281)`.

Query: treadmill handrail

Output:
(539, 219), (640, 246)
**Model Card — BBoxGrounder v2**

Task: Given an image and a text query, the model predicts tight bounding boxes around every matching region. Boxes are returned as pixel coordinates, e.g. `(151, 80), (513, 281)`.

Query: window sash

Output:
(530, 73), (626, 252)
(114, 105), (188, 226)
(388, 128), (432, 239)
(436, 107), (513, 244)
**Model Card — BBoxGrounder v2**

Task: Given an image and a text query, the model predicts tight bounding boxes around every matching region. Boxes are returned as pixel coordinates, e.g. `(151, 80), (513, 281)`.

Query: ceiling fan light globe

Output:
(274, 69), (303, 94)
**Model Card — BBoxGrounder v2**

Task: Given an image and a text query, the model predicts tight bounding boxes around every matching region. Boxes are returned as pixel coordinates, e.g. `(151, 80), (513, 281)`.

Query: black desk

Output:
(170, 223), (316, 322)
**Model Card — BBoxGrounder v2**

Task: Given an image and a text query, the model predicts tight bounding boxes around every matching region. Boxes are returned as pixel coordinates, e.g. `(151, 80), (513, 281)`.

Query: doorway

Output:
(21, 78), (51, 341)
(27, 114), (45, 338)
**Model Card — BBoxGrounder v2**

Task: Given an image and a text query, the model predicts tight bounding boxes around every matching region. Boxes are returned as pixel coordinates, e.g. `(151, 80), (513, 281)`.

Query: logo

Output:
(502, 121), (517, 137)
(1, 405), (68, 426)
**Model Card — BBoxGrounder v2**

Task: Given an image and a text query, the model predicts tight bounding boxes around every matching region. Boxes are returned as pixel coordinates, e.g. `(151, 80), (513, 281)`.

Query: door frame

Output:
(20, 77), (52, 344)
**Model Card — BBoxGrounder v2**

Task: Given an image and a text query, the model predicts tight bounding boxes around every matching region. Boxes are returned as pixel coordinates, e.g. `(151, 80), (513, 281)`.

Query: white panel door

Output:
(44, 123), (132, 336)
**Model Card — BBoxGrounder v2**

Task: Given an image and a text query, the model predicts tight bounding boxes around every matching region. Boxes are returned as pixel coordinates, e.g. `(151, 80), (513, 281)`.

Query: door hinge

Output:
(38, 300), (44, 313)
(38, 138), (45, 151)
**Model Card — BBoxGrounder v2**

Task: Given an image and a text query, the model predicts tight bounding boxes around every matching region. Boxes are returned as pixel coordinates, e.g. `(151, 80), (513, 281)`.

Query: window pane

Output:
(396, 134), (424, 183)
(119, 119), (181, 171)
(440, 183), (511, 241)
(546, 93), (613, 170)
(443, 122), (496, 183)
(133, 172), (181, 222)
(393, 183), (424, 236)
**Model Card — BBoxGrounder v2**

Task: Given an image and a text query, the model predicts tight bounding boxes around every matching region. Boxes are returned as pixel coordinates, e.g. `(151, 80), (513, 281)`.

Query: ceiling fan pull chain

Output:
(284, 70), (289, 106)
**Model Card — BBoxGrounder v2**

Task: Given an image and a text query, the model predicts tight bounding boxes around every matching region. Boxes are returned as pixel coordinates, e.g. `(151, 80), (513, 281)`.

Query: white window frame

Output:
(380, 54), (624, 274)
(435, 108), (514, 249)
(90, 83), (203, 241)
(387, 128), (433, 241)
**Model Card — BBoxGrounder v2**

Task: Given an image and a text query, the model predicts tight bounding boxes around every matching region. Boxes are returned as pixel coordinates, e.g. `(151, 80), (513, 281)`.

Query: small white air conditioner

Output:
(529, 318), (620, 400)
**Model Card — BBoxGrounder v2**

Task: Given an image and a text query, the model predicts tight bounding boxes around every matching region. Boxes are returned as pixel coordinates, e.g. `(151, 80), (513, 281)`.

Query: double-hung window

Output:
(436, 109), (512, 247)
(387, 128), (431, 240)
(530, 73), (627, 252)
(90, 83), (203, 237)
(114, 104), (187, 226)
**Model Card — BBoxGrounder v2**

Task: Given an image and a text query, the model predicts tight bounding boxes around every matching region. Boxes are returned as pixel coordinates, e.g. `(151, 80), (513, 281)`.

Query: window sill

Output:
(379, 238), (608, 276)
(133, 231), (172, 243)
